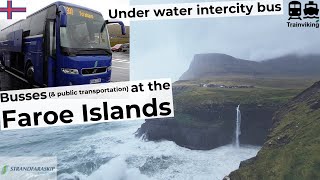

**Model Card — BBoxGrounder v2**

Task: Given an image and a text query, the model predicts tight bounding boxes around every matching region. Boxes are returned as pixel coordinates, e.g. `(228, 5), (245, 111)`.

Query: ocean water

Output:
(0, 120), (260, 180)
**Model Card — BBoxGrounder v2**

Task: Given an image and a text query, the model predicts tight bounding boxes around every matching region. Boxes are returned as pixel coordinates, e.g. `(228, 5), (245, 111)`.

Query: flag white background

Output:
(0, 0), (27, 20)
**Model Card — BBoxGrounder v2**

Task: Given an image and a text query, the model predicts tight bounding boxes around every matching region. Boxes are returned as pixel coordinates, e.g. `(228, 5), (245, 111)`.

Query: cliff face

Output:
(136, 118), (231, 150)
(137, 104), (276, 150)
(180, 53), (320, 80)
(228, 81), (320, 180)
(136, 53), (315, 151)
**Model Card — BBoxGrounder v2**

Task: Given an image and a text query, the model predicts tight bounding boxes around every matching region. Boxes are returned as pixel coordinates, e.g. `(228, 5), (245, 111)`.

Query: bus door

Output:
(44, 19), (56, 87)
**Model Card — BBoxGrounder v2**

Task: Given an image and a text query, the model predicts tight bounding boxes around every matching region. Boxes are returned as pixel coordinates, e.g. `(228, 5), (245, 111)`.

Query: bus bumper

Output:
(56, 71), (112, 86)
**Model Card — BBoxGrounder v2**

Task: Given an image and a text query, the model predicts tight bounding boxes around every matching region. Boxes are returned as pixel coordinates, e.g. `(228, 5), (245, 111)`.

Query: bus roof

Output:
(1, 1), (102, 31)
(28, 1), (102, 18)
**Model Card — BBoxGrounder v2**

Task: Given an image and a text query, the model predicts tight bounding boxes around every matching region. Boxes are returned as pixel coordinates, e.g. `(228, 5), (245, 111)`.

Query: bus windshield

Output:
(60, 6), (111, 55)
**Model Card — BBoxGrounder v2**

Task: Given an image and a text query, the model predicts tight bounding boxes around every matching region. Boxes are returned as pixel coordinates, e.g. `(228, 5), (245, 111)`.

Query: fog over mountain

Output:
(130, 0), (320, 81)
(180, 53), (320, 80)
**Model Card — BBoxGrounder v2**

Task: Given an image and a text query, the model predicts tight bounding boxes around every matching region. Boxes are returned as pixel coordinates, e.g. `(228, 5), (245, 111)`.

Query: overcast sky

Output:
(130, 0), (320, 81)
(0, 0), (319, 82)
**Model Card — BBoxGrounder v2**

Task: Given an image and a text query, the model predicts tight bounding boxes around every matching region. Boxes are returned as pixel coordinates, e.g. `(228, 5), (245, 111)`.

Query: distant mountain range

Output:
(180, 53), (320, 80)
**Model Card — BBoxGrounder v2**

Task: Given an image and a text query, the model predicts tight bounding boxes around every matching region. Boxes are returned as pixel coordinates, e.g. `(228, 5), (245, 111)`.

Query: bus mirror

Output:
(58, 6), (67, 27)
(106, 20), (126, 35)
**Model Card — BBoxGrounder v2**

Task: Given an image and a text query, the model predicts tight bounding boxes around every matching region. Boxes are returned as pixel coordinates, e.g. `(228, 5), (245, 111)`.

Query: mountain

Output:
(228, 81), (320, 180)
(136, 75), (315, 150)
(180, 53), (320, 80)
(136, 54), (318, 151)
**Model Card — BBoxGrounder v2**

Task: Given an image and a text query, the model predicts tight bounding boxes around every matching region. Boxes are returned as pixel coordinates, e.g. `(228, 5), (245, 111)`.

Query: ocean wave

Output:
(58, 156), (149, 180)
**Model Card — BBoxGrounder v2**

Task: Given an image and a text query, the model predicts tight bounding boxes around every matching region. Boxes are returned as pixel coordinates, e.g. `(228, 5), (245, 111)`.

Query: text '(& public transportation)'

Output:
(0, 1), (125, 87)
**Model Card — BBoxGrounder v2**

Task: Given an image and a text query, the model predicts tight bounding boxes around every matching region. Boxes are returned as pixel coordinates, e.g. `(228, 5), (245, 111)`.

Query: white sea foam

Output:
(58, 121), (260, 180)
(0, 120), (260, 180)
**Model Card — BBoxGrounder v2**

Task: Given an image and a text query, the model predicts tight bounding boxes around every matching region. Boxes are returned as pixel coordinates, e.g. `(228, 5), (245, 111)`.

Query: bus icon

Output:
(289, 1), (302, 20)
(304, 1), (319, 19)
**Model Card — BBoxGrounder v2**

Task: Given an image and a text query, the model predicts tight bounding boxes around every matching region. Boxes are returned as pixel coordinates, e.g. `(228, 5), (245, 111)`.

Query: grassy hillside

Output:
(229, 81), (320, 180)
(107, 24), (130, 47)
(138, 76), (317, 150)
(174, 77), (314, 110)
(176, 76), (317, 89)
(140, 52), (320, 151)
(172, 76), (316, 128)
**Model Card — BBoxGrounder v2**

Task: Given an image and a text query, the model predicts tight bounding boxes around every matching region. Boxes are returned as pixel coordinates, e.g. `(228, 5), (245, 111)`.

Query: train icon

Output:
(289, 1), (302, 20)
(304, 1), (319, 18)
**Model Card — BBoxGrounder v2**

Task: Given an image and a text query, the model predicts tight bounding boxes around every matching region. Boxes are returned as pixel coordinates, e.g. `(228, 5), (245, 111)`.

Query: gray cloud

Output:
(130, 0), (320, 81)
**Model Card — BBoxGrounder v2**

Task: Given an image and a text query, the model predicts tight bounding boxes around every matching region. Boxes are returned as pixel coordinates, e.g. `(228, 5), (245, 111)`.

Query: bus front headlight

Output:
(61, 68), (79, 74)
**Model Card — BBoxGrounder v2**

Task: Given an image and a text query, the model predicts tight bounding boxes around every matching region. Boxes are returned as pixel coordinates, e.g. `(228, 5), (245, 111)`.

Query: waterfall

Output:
(235, 105), (241, 148)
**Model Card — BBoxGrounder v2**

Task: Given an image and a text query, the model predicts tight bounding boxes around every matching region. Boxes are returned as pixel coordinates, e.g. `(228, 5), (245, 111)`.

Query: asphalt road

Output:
(111, 51), (130, 82)
(0, 52), (130, 91)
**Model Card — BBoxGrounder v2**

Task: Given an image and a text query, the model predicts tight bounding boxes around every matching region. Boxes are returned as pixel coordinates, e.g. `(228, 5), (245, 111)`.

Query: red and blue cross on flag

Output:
(0, 0), (26, 19)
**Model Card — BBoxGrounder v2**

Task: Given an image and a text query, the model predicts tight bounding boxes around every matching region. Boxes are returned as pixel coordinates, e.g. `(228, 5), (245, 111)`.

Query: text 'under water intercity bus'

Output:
(0, 1), (125, 87)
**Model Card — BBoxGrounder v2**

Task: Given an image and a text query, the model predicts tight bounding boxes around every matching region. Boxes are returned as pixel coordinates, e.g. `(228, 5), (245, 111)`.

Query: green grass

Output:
(175, 76), (316, 89)
(174, 76), (320, 179)
(172, 77), (315, 127)
(230, 88), (320, 180)
(175, 87), (300, 106)
(174, 77), (314, 107)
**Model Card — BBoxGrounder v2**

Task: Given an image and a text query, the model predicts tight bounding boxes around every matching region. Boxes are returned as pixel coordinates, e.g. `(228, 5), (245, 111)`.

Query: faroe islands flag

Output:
(0, 0), (27, 19)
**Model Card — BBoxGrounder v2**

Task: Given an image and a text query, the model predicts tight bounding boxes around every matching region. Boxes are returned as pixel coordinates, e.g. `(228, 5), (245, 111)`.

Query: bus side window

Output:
(20, 18), (31, 34)
(0, 31), (3, 41)
(60, 28), (69, 47)
(46, 5), (56, 19)
(13, 22), (21, 32)
(30, 10), (47, 36)
(49, 21), (56, 56)
(23, 31), (30, 38)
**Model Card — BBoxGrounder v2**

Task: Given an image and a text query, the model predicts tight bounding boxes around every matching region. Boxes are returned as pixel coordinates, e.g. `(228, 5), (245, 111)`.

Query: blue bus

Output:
(0, 1), (125, 87)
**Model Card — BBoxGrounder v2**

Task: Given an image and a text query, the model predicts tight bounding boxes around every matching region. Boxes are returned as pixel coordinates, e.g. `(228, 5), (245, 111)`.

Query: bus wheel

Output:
(26, 65), (35, 84)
